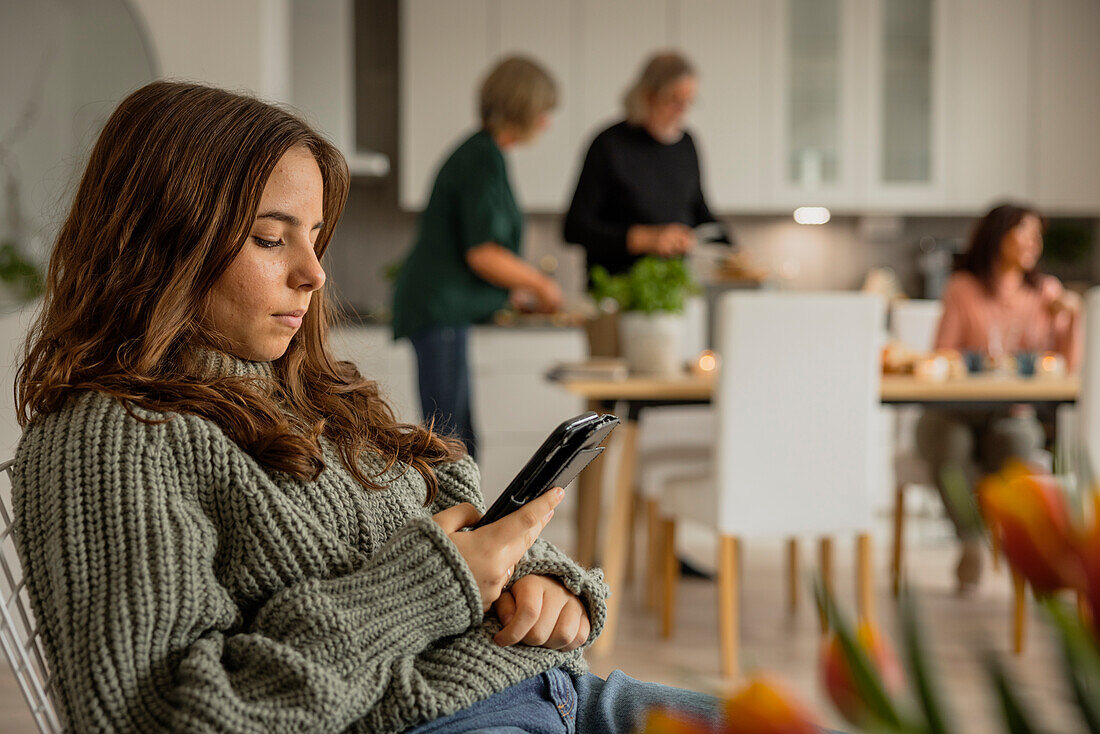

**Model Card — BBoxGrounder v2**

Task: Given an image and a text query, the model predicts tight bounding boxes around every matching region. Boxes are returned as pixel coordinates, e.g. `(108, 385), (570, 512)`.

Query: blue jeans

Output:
(409, 325), (477, 460)
(403, 668), (719, 734)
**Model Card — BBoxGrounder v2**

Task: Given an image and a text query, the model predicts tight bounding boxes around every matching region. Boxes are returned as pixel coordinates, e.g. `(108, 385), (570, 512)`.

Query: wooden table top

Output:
(549, 370), (1080, 404)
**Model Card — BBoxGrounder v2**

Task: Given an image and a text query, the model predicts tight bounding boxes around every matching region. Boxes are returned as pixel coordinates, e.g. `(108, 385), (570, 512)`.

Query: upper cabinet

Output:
(940, 0), (1033, 211)
(1033, 0), (1100, 214)
(399, 0), (1100, 215)
(399, 0), (491, 209)
(676, 0), (768, 211)
(496, 1), (579, 210)
(766, 0), (860, 208)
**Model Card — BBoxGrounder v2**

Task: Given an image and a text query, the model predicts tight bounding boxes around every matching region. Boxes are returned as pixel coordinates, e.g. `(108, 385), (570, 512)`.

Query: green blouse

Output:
(392, 130), (524, 339)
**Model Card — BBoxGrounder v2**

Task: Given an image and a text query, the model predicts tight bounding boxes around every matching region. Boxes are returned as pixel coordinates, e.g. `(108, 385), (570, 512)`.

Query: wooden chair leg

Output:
(574, 399), (604, 568)
(892, 483), (905, 597)
(660, 518), (679, 638)
(857, 533), (874, 625)
(718, 535), (741, 680)
(818, 537), (834, 634)
(787, 538), (799, 614)
(1012, 571), (1027, 655)
(590, 420), (638, 657)
(625, 492), (638, 585)
(646, 499), (661, 611)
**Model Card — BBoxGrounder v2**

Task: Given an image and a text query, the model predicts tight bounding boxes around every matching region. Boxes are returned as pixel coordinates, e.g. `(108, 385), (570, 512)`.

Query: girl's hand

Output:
(491, 574), (591, 651)
(1048, 291), (1082, 318)
(432, 488), (564, 611)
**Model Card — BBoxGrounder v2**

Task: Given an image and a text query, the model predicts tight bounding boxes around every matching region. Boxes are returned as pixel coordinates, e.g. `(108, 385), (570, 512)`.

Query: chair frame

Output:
(0, 459), (62, 733)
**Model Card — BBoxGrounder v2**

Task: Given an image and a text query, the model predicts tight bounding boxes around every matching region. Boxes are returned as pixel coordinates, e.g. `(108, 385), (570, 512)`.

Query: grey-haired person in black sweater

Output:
(564, 51), (732, 278)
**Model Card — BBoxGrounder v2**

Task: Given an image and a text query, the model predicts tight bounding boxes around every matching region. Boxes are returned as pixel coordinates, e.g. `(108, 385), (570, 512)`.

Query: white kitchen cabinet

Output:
(766, 0), (861, 209)
(576, 0), (671, 138)
(496, 0), (579, 211)
(330, 326), (420, 423)
(940, 0), (1033, 211)
(766, 0), (953, 212)
(399, 0), (492, 210)
(471, 328), (586, 502)
(330, 325), (585, 505)
(861, 0), (949, 210)
(1034, 0), (1100, 214)
(676, 0), (768, 211)
(290, 0), (389, 176)
(398, 0), (1100, 215)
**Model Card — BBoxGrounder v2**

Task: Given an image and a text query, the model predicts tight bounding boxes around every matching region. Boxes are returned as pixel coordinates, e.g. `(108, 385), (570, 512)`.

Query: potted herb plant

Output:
(589, 256), (700, 376)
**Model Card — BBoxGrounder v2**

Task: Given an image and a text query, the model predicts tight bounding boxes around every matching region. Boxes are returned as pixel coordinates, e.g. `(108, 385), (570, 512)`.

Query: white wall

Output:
(0, 0), (155, 258)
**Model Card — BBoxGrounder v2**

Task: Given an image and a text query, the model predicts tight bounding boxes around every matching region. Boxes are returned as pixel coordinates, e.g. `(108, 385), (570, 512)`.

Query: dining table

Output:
(548, 368), (1080, 656)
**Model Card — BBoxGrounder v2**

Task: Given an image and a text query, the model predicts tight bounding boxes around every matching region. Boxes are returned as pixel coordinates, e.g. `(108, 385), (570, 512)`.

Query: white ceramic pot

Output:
(619, 311), (685, 376)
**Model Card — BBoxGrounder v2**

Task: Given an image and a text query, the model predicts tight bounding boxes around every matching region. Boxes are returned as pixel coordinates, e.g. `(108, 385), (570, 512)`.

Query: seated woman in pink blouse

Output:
(916, 202), (1082, 593)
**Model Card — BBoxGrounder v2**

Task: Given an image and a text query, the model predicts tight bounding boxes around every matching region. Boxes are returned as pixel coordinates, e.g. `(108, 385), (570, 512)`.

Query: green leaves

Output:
(985, 654), (1044, 734)
(588, 257), (699, 314)
(0, 241), (43, 301)
(1045, 600), (1100, 734)
(898, 590), (951, 734)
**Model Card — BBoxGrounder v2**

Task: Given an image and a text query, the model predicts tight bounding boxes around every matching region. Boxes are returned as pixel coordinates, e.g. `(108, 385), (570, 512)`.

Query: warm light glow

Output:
(793, 206), (831, 225)
(1041, 355), (1058, 371)
(690, 350), (719, 377)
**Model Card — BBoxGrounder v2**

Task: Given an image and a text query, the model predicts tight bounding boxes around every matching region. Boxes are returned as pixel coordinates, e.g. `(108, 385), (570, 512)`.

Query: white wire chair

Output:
(0, 459), (62, 733)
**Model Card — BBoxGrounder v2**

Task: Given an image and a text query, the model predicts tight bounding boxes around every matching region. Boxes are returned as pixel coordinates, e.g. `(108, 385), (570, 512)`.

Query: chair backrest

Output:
(889, 298), (943, 352)
(0, 460), (61, 734)
(714, 292), (885, 538)
(1079, 288), (1100, 474)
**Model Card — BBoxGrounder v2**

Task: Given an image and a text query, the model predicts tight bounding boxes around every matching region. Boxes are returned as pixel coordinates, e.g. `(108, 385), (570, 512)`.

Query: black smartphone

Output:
(471, 411), (619, 529)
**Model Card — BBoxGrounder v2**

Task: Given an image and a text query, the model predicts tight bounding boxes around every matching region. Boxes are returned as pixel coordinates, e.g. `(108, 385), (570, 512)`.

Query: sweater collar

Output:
(197, 349), (276, 381)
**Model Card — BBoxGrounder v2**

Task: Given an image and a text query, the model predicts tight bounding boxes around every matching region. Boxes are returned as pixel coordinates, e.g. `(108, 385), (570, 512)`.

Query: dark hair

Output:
(958, 202), (1046, 293)
(18, 81), (464, 503)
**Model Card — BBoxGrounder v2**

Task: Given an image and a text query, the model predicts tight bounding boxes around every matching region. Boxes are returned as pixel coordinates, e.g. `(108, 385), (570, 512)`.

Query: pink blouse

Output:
(934, 272), (1081, 370)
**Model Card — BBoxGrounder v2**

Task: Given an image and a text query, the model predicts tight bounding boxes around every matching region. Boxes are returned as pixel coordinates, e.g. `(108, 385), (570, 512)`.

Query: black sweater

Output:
(563, 120), (731, 277)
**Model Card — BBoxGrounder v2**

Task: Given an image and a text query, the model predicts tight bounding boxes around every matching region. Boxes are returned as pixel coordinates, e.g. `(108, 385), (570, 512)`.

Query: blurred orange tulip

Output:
(979, 463), (1080, 594)
(820, 622), (904, 726)
(723, 675), (819, 734)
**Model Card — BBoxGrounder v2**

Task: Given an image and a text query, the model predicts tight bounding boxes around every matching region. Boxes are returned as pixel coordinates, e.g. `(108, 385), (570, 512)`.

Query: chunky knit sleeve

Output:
(431, 456), (609, 645)
(12, 395), (483, 734)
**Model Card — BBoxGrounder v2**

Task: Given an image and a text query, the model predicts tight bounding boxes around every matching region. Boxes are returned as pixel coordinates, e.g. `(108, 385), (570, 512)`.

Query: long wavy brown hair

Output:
(17, 81), (464, 502)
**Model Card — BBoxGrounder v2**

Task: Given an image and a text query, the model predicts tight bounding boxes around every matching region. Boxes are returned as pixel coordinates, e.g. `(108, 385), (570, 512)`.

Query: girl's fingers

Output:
(494, 587), (543, 647)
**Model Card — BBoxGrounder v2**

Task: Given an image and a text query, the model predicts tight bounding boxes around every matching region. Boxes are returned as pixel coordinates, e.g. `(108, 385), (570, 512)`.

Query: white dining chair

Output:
(657, 292), (885, 679)
(0, 459), (62, 734)
(1077, 288), (1100, 474)
(886, 299), (944, 594)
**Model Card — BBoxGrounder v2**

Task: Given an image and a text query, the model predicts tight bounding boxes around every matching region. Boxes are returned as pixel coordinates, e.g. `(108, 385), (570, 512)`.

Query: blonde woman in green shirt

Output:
(392, 56), (563, 460)
(12, 81), (724, 732)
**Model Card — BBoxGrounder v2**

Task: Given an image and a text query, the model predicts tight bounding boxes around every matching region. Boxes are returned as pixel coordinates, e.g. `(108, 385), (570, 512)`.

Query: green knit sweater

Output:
(12, 354), (608, 733)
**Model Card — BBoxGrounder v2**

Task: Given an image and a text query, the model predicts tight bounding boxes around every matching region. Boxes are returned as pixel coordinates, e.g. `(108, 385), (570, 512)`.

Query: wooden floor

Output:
(0, 515), (1081, 733)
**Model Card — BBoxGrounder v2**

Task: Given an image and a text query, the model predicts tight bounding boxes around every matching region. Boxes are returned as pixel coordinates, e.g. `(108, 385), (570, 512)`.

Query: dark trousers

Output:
(915, 408), (1045, 538)
(409, 325), (477, 460)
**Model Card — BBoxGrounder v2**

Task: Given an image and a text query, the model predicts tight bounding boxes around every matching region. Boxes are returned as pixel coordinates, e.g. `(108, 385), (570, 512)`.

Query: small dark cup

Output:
(1016, 352), (1037, 377)
(962, 351), (984, 374)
